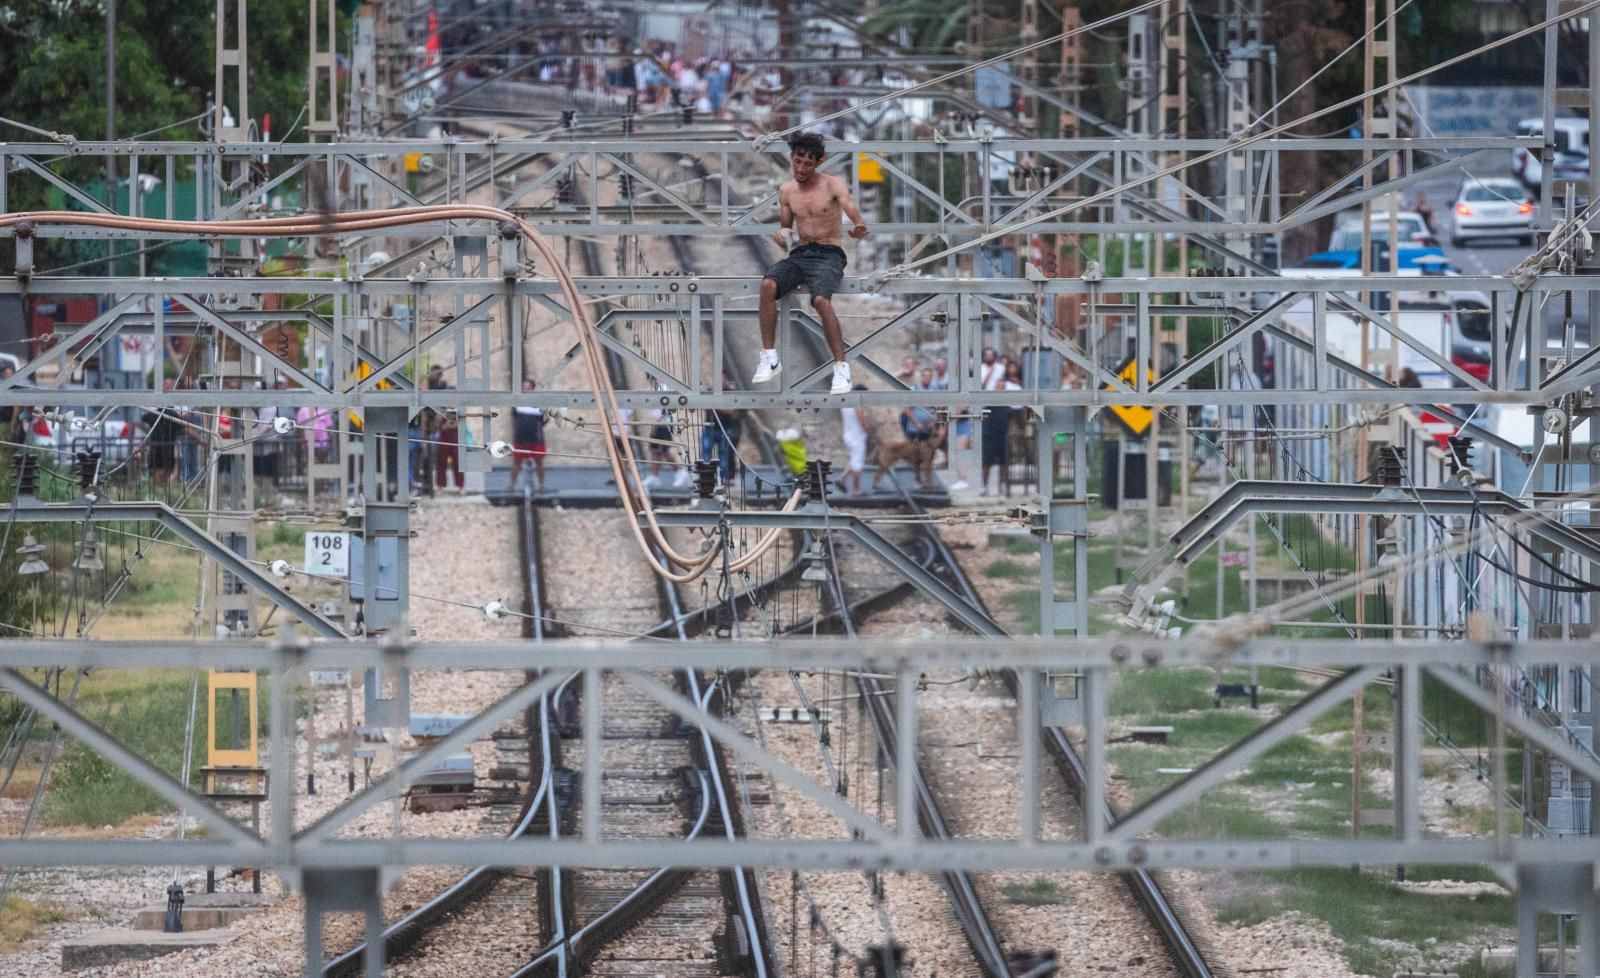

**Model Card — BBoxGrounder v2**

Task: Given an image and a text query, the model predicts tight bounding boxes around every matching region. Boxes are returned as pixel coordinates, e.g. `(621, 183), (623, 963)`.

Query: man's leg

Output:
(810, 296), (846, 363)
(758, 278), (780, 350)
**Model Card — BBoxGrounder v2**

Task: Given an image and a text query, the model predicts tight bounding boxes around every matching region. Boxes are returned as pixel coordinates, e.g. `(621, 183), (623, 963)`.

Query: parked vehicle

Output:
(1293, 247), (1453, 272)
(1277, 290), (1493, 390)
(25, 400), (144, 464)
(1328, 210), (1437, 251)
(1450, 177), (1534, 247)
(1513, 116), (1589, 189)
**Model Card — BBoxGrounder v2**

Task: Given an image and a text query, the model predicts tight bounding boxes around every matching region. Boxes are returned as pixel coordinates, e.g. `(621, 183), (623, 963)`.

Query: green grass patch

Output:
(1007, 589), (1041, 634)
(1232, 735), (1348, 787)
(1149, 790), (1282, 837)
(1420, 671), (1495, 748)
(0, 895), (69, 952)
(38, 670), (283, 827)
(105, 539), (195, 609)
(1214, 866), (1513, 976)
(260, 522), (305, 549)
(1000, 878), (1063, 906)
(983, 559), (1033, 580)
(1110, 667), (1217, 715)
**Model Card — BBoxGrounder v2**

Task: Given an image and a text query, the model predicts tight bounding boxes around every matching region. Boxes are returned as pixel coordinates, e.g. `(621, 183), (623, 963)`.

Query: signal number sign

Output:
(304, 532), (351, 579)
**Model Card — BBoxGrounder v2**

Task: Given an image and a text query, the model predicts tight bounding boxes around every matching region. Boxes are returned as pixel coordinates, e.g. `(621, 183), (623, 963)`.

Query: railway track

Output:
(514, 504), (770, 978)
(843, 471), (1219, 978)
(808, 502), (1011, 977)
(508, 155), (772, 977)
(709, 142), (1215, 970)
(316, 509), (559, 977)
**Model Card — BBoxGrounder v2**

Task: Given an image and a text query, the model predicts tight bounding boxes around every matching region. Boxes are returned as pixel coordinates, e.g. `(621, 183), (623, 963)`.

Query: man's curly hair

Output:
(787, 132), (825, 160)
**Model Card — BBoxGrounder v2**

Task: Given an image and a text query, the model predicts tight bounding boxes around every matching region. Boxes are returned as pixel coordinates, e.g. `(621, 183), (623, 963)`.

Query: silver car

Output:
(1450, 177), (1534, 247)
(1327, 210), (1436, 251)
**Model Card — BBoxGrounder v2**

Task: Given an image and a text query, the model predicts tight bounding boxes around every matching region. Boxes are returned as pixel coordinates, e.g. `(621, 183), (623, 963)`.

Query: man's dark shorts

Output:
(764, 243), (847, 300)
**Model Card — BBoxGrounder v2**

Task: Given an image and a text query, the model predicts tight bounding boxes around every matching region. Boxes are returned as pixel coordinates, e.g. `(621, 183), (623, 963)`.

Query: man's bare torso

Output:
(781, 174), (846, 246)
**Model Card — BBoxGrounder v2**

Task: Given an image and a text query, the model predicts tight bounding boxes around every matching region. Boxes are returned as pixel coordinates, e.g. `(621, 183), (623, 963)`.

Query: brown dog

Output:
(871, 434), (942, 490)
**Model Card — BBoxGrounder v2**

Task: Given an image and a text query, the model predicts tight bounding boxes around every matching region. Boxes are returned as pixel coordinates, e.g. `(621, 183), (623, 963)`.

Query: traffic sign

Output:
(857, 153), (884, 184)
(1105, 356), (1156, 438)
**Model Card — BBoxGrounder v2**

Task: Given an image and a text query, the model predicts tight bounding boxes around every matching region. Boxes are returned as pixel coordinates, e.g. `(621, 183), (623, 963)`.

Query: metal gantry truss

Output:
(0, 633), (1595, 879)
(0, 270), (1592, 411)
(0, 135), (1526, 239)
(7, 2), (1600, 970)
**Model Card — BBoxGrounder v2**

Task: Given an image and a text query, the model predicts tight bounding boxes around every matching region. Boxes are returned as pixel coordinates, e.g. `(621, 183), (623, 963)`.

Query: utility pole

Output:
(1160, 0), (1190, 524)
(1353, 0), (1400, 845)
(106, 0), (116, 273)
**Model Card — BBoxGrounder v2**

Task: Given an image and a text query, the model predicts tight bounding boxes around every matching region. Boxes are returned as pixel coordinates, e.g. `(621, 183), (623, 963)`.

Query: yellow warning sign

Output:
(857, 153), (884, 184)
(348, 359), (397, 430)
(1105, 356), (1155, 438)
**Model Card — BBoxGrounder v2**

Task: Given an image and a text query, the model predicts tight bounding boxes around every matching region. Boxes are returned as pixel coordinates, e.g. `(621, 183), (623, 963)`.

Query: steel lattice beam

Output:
(0, 636), (1595, 872)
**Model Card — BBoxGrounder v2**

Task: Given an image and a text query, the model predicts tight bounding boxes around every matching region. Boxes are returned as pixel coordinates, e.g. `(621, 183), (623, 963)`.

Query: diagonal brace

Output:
(0, 668), (263, 847)
(1428, 666), (1600, 788)
(296, 669), (567, 843)
(1110, 667), (1382, 840)
(622, 669), (893, 841)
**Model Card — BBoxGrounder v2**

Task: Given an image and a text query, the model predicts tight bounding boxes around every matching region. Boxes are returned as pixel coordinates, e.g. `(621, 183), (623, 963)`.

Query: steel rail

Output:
(884, 480), (1217, 978)
(657, 553), (775, 978)
(319, 494), (554, 976)
(508, 194), (771, 977)
(813, 516), (1013, 977)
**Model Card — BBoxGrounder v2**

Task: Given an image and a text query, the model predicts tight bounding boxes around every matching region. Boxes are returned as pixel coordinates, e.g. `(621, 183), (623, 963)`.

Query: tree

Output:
(0, 0), (323, 271)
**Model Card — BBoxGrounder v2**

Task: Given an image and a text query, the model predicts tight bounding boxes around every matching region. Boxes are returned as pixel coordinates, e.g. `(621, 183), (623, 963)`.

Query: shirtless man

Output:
(752, 132), (870, 394)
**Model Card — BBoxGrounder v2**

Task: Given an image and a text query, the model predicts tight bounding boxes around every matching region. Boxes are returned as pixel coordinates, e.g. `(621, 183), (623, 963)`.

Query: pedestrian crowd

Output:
(836, 346), (1060, 497)
(511, 35), (742, 117)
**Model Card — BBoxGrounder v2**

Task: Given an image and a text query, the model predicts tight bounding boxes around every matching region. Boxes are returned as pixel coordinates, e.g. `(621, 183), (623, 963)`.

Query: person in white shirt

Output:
(839, 394), (871, 495)
(979, 346), (1004, 390)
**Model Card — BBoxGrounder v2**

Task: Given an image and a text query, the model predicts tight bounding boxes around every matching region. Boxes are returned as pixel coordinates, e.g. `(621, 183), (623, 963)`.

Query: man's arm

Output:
(773, 183), (794, 248)
(838, 178), (869, 239)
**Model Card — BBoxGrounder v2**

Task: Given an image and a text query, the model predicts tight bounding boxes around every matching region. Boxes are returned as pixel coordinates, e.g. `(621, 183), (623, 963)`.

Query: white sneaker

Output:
(672, 468), (693, 488)
(642, 474), (661, 490)
(752, 353), (781, 384)
(830, 361), (853, 394)
(949, 480), (969, 491)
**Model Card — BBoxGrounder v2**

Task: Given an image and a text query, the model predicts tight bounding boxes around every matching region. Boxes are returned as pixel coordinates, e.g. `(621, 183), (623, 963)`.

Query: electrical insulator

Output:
(76, 451), (102, 492)
(1367, 444), (1405, 486)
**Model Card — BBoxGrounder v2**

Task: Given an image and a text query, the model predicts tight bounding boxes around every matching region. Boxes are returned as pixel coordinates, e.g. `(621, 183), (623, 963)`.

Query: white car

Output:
(1513, 116), (1589, 189)
(1451, 177), (1534, 247)
(1328, 210), (1437, 251)
(26, 409), (143, 463)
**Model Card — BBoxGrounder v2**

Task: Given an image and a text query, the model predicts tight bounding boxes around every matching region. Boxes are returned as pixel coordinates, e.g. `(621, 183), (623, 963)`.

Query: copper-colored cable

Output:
(1, 207), (796, 583)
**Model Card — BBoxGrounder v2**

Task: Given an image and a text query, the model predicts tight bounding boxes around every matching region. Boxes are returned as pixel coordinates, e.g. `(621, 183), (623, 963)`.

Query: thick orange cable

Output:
(0, 206), (796, 584)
